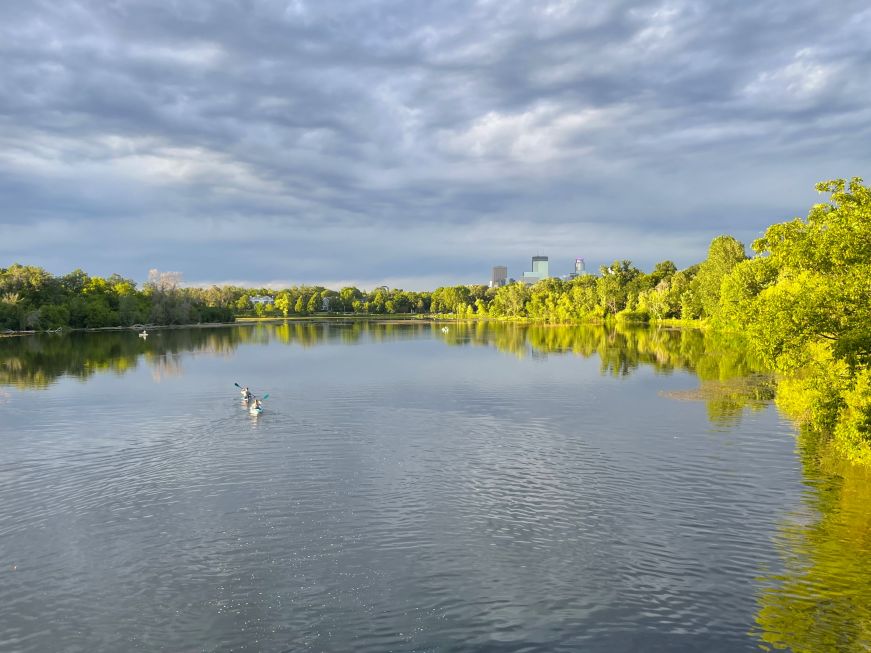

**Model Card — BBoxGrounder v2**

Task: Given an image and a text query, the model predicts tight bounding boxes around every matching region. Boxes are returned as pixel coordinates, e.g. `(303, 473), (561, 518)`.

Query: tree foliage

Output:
(718, 178), (871, 463)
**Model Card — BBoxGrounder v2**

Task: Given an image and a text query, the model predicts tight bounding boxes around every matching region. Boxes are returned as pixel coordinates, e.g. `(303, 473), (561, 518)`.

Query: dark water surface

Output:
(1, 322), (869, 652)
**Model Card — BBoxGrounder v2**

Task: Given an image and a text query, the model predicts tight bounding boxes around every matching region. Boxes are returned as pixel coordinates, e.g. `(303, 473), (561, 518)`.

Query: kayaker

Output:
(241, 386), (252, 401)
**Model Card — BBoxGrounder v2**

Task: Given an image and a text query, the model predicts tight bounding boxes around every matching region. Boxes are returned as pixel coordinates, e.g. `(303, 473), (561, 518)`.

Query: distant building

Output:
(522, 256), (550, 284)
(563, 257), (587, 281)
(250, 295), (274, 306)
(489, 265), (508, 288)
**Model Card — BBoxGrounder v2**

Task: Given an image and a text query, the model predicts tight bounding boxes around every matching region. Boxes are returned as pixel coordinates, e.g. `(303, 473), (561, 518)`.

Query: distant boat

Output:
(139, 330), (148, 338)
(441, 327), (449, 333)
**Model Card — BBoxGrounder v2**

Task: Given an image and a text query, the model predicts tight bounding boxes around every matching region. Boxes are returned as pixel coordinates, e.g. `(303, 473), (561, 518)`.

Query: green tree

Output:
(235, 294), (251, 313)
(339, 287), (360, 313)
(306, 292), (321, 314)
(596, 260), (640, 316)
(275, 292), (290, 317)
(693, 235), (747, 318)
(490, 282), (530, 318)
(649, 260), (678, 287)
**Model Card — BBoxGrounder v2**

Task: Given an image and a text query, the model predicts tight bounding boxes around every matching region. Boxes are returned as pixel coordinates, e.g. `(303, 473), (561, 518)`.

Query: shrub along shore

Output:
(2, 179), (869, 463)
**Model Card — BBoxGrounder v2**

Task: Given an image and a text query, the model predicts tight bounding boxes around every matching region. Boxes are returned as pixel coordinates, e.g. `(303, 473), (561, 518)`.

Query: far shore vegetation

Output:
(2, 178), (870, 464)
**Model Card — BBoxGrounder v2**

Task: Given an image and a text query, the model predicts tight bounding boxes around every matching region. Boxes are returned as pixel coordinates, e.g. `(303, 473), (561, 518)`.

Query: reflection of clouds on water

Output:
(0, 388), (9, 403)
(3, 320), (855, 651)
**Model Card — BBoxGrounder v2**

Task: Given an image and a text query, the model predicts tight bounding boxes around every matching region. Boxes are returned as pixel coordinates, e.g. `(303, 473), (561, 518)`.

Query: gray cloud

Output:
(1, 0), (869, 288)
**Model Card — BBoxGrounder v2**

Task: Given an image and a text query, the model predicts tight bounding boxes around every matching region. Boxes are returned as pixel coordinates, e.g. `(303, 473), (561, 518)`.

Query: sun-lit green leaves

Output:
(693, 235), (747, 318)
(720, 178), (871, 464)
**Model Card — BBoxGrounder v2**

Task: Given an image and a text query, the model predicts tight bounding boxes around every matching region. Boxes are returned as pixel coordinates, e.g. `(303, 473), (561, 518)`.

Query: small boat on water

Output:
(250, 395), (267, 414)
(235, 384), (266, 414)
(139, 330), (148, 338)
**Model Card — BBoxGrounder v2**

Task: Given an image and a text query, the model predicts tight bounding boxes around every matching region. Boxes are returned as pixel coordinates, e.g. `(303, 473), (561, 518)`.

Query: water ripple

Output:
(0, 329), (819, 652)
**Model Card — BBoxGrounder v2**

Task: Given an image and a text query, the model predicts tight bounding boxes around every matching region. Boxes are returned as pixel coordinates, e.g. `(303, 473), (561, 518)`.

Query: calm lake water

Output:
(1, 322), (869, 652)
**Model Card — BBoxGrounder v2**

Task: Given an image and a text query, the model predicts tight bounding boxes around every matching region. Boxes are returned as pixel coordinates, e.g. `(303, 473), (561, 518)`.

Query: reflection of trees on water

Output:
(0, 320), (792, 424)
(753, 446), (871, 652)
(435, 322), (775, 425)
(147, 352), (184, 382)
(0, 322), (432, 388)
(662, 375), (776, 426)
(2, 323), (772, 423)
(269, 320), (431, 347)
(0, 328), (250, 389)
(1, 322), (776, 428)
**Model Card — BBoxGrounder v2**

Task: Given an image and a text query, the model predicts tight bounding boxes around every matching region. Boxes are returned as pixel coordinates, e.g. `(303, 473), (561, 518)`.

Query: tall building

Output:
(490, 265), (508, 288)
(522, 255), (549, 283)
(563, 257), (587, 281)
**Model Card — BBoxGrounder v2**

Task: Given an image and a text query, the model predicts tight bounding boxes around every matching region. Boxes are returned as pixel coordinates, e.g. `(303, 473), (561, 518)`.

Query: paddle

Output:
(236, 384), (268, 401)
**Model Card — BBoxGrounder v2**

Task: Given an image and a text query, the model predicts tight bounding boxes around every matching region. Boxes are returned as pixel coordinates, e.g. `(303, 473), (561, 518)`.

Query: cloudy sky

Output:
(1, 0), (869, 289)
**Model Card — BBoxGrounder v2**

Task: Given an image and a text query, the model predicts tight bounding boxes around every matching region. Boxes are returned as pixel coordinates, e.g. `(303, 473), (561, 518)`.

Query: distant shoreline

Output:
(1, 313), (702, 338)
(0, 314), (435, 338)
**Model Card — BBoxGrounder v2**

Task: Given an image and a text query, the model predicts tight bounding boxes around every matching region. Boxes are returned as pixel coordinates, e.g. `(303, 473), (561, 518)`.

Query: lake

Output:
(1, 322), (869, 652)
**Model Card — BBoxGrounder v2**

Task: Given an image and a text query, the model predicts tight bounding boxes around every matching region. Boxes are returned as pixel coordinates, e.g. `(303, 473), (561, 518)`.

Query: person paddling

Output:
(241, 386), (252, 401)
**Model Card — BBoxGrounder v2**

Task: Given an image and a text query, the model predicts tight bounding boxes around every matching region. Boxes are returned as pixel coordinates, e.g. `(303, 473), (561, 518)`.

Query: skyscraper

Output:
(490, 265), (508, 288)
(522, 256), (549, 283)
(563, 257), (587, 281)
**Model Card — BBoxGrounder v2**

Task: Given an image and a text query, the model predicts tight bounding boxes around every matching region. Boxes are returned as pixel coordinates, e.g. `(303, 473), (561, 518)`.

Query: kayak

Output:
(249, 406), (263, 415)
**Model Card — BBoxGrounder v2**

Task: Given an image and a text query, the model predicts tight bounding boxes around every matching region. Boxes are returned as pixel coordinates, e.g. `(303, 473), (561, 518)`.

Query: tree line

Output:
(0, 248), (762, 329)
(0, 228), (759, 330)
(0, 268), (235, 330)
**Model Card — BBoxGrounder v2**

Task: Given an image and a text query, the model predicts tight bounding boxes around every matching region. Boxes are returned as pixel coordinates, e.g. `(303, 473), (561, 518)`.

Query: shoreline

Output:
(1, 314), (708, 338)
(1, 315), (425, 337)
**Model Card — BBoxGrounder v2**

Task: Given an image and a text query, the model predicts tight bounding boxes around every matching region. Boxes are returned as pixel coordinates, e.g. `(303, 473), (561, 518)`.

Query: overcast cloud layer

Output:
(1, 0), (869, 288)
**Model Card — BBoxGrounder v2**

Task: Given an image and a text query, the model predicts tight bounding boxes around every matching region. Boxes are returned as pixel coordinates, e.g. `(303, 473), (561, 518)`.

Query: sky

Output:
(1, 0), (869, 290)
